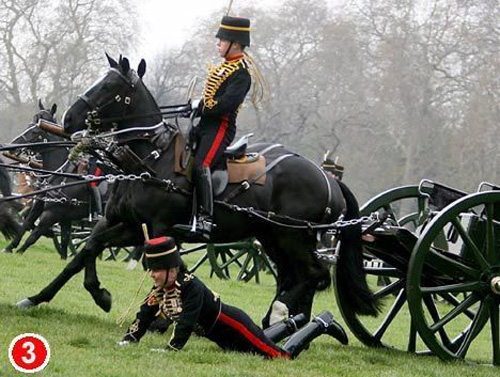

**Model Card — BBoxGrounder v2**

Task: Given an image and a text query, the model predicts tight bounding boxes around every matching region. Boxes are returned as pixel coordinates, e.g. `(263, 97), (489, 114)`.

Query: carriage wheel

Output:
(207, 240), (277, 284)
(335, 185), (431, 351)
(360, 185), (428, 229)
(183, 240), (277, 284)
(407, 191), (500, 365)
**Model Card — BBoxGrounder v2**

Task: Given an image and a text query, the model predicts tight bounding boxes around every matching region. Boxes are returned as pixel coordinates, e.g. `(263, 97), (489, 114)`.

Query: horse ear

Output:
(120, 57), (130, 74)
(51, 103), (57, 116)
(38, 99), (45, 110)
(105, 52), (118, 68)
(138, 59), (146, 78)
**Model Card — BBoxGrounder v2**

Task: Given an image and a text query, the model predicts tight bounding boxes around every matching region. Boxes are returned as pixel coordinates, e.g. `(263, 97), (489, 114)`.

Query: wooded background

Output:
(1, 0), (498, 201)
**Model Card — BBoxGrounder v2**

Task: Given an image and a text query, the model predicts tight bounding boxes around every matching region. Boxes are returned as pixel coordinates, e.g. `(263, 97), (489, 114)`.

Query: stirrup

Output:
(172, 216), (214, 243)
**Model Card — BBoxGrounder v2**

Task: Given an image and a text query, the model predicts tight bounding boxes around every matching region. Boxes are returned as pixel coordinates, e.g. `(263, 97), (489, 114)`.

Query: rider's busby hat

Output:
(215, 16), (251, 47)
(144, 236), (182, 270)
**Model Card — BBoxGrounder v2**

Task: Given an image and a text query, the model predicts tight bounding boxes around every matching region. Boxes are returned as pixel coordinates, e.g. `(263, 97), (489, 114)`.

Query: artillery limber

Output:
(333, 179), (499, 365)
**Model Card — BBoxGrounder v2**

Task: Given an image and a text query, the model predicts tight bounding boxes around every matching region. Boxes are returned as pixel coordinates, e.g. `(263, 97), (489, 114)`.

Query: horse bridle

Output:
(78, 68), (140, 130)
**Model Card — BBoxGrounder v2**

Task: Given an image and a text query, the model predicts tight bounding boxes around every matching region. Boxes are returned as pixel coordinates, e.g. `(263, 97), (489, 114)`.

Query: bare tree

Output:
(0, 0), (138, 140)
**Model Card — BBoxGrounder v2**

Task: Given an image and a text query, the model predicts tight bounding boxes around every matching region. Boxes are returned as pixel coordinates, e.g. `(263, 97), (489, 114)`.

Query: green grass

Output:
(0, 238), (496, 377)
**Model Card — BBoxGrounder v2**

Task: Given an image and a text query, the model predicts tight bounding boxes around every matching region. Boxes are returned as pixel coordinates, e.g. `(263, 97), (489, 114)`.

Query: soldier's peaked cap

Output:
(216, 16), (251, 47)
(144, 236), (182, 270)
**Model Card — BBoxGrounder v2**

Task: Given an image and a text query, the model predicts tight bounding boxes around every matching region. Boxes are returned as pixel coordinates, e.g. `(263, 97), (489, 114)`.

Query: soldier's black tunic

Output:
(193, 54), (251, 171)
(123, 271), (289, 358)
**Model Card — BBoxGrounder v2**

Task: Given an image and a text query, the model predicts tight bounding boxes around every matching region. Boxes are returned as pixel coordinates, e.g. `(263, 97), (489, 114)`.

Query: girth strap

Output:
(222, 153), (295, 203)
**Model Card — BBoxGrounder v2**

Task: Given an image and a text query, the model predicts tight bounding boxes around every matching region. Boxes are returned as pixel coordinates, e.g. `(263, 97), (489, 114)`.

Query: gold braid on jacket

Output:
(202, 58), (247, 110)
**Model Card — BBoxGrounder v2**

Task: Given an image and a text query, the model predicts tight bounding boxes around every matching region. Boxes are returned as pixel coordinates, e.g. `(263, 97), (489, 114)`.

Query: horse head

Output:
(12, 100), (59, 145)
(63, 53), (157, 135)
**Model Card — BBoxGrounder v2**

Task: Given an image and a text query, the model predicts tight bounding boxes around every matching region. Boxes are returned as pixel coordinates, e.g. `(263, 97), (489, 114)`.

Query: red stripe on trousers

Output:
(218, 312), (290, 359)
(202, 114), (229, 167)
(90, 167), (102, 188)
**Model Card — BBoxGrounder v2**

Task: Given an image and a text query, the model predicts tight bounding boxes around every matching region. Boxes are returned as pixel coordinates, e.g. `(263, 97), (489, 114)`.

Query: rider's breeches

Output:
(194, 117), (236, 171)
(206, 303), (291, 359)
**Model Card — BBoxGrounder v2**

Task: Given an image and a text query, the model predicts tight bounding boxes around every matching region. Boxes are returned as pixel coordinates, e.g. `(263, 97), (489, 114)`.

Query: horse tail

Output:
(335, 180), (380, 316)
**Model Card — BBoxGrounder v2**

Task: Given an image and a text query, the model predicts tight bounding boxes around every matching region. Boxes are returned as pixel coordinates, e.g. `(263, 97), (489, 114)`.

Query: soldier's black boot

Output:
(174, 167), (215, 242)
(282, 311), (348, 359)
(314, 311), (348, 345)
(263, 313), (308, 343)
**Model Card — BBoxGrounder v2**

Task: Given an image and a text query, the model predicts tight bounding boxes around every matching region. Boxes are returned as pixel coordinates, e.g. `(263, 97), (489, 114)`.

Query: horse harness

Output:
(101, 122), (297, 203)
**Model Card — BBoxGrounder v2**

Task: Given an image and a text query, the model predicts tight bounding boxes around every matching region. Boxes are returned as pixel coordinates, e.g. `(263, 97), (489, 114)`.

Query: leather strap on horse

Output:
(222, 153), (295, 203)
(0, 178), (102, 203)
(2, 152), (43, 169)
(0, 141), (76, 152)
(256, 143), (282, 155)
(0, 162), (99, 181)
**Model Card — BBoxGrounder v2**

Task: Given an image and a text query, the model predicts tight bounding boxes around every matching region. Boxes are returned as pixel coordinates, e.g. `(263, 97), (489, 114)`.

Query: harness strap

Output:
(0, 141), (75, 152)
(0, 179), (102, 203)
(256, 143), (283, 155)
(0, 162), (92, 181)
(222, 153), (295, 203)
(310, 157), (333, 221)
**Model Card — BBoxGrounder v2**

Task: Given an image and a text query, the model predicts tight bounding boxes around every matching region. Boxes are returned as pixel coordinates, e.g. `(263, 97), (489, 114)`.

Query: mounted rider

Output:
(174, 15), (252, 242)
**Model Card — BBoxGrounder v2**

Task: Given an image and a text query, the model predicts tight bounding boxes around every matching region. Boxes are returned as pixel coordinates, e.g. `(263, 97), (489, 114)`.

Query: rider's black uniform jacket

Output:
(199, 54), (251, 131)
(123, 271), (221, 350)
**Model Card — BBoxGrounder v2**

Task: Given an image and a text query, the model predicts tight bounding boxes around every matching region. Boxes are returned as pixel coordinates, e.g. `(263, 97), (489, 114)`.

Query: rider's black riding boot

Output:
(91, 186), (103, 220)
(263, 313), (308, 343)
(282, 311), (348, 359)
(174, 166), (214, 242)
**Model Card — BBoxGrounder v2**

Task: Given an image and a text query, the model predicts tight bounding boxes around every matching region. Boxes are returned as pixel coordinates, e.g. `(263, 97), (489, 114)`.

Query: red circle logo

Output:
(8, 333), (51, 374)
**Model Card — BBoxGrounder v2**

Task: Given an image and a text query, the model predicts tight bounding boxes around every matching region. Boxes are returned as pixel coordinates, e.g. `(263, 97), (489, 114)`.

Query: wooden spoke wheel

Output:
(361, 185), (428, 230)
(53, 222), (134, 262)
(183, 239), (277, 284)
(335, 185), (432, 351)
(408, 191), (500, 365)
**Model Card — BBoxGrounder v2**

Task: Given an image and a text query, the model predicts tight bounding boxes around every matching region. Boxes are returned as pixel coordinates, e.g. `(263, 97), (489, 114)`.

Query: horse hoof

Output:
(126, 260), (138, 270)
(95, 288), (112, 312)
(16, 298), (36, 309)
(1, 248), (13, 253)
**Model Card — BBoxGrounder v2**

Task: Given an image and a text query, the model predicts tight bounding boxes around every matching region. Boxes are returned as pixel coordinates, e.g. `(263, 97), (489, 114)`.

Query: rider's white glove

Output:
(191, 99), (201, 112)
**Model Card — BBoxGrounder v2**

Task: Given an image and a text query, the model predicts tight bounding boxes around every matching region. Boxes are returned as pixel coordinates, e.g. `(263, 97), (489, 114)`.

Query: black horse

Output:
(18, 55), (379, 325)
(3, 102), (94, 259)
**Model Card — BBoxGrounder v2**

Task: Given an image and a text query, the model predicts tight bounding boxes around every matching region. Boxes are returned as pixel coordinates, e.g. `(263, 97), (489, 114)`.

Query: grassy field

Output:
(0, 238), (496, 377)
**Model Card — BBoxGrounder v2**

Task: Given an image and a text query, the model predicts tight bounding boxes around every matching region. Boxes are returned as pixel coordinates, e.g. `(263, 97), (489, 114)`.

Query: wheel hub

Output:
(491, 276), (500, 295)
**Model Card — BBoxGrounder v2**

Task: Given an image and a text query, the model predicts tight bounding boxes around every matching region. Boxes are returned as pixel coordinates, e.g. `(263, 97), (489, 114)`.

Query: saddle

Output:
(174, 133), (266, 197)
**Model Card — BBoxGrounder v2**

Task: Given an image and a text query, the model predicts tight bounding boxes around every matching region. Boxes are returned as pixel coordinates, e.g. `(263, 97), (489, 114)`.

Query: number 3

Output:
(22, 341), (36, 364)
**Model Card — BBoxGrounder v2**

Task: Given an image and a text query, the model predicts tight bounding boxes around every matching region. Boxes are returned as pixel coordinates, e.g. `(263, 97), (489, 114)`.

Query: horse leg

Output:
(16, 214), (58, 254)
(18, 250), (87, 308)
(257, 236), (296, 328)
(82, 238), (108, 311)
(58, 221), (72, 260)
(18, 221), (136, 309)
(82, 221), (143, 312)
(260, 232), (330, 327)
(3, 201), (43, 252)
